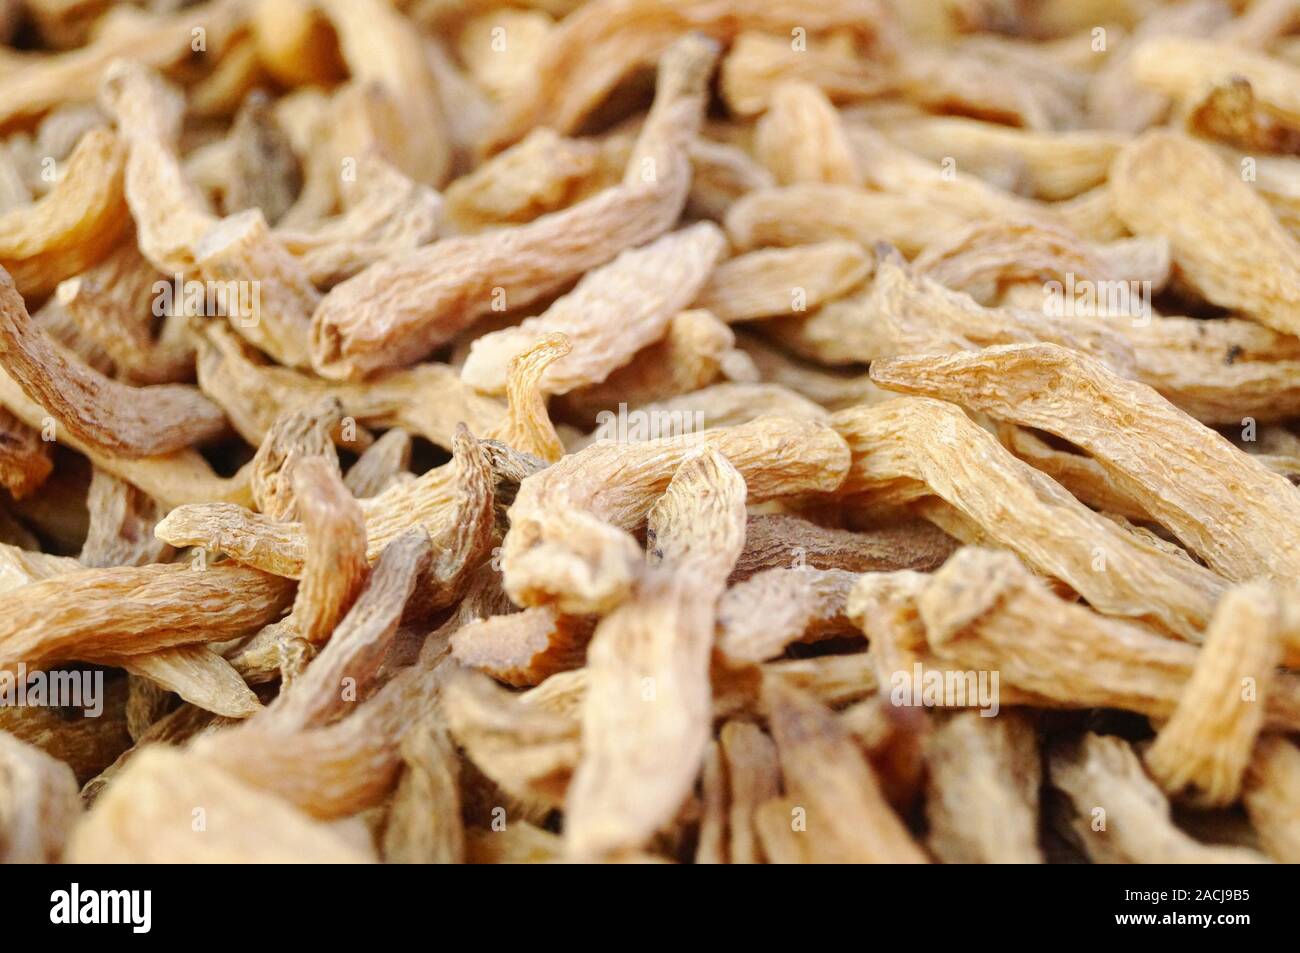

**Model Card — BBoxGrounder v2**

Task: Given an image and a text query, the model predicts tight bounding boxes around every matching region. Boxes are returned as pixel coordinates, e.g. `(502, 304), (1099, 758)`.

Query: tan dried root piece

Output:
(586, 125), (777, 222)
(831, 397), (1224, 640)
(482, 0), (889, 151)
(153, 505), (307, 580)
(995, 425), (1149, 522)
(725, 184), (974, 259)
(229, 457), (367, 680)
(501, 415), (849, 614)
(269, 529), (430, 730)
(565, 381), (824, 452)
(924, 710), (1042, 864)
(0, 730), (81, 863)
(30, 297), (114, 377)
(79, 468), (170, 568)
(101, 62), (319, 368)
(110, 645), (260, 720)
(1085, 0), (1229, 134)
(443, 669), (580, 812)
(69, 746), (375, 863)
(316, 0), (449, 187)
(870, 344), (1300, 588)
(717, 720), (781, 864)
(1145, 582), (1284, 806)
(911, 548), (1300, 729)
(1243, 737), (1300, 863)
(717, 568), (861, 664)
(344, 428), (411, 499)
(455, 8), (554, 103)
(192, 606), (458, 820)
(97, 61), (218, 274)
(443, 128), (600, 231)
(275, 153), (442, 287)
(251, 0), (345, 88)
(311, 34), (718, 380)
(720, 29), (892, 117)
(462, 224), (726, 396)
(898, 37), (1085, 132)
(1049, 732), (1268, 864)
(755, 81), (860, 187)
(1110, 131), (1300, 336)
(159, 420), (497, 579)
(878, 116), (1123, 200)
(452, 608), (596, 688)
(478, 330), (572, 463)
(529, 646), (882, 726)
(197, 323), (503, 450)
(731, 513), (955, 582)
(0, 406), (52, 500)
(192, 209), (320, 369)
(0, 562), (293, 673)
(249, 397), (343, 521)
(1186, 75), (1300, 155)
(912, 220), (1170, 304)
(125, 675), (171, 743)
(1131, 37), (1300, 129)
(768, 252), (1134, 373)
(696, 739), (726, 864)
(765, 680), (927, 863)
(0, 541), (80, 593)
(0, 128), (129, 297)
(692, 241), (872, 324)
(0, 0), (242, 129)
(382, 716), (464, 864)
(0, 271), (226, 458)
(556, 311), (750, 429)
(54, 243), (195, 386)
(566, 448), (747, 859)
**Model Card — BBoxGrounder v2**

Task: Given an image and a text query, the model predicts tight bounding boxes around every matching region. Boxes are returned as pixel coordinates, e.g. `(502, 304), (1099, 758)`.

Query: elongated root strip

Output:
(461, 223), (726, 396)
(502, 415), (849, 614)
(310, 34), (718, 379)
(485, 333), (570, 463)
(0, 128), (129, 297)
(1049, 733), (1269, 864)
(831, 396), (1224, 640)
(909, 547), (1300, 730)
(69, 746), (375, 863)
(0, 562), (293, 672)
(1110, 131), (1300, 335)
(765, 681), (928, 863)
(452, 608), (596, 688)
(870, 343), (1300, 588)
(271, 529), (431, 731)
(924, 711), (1043, 864)
(0, 271), (227, 458)
(109, 645), (261, 720)
(566, 448), (747, 858)
(717, 567), (861, 664)
(1145, 582), (1284, 806)
(732, 513), (955, 582)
